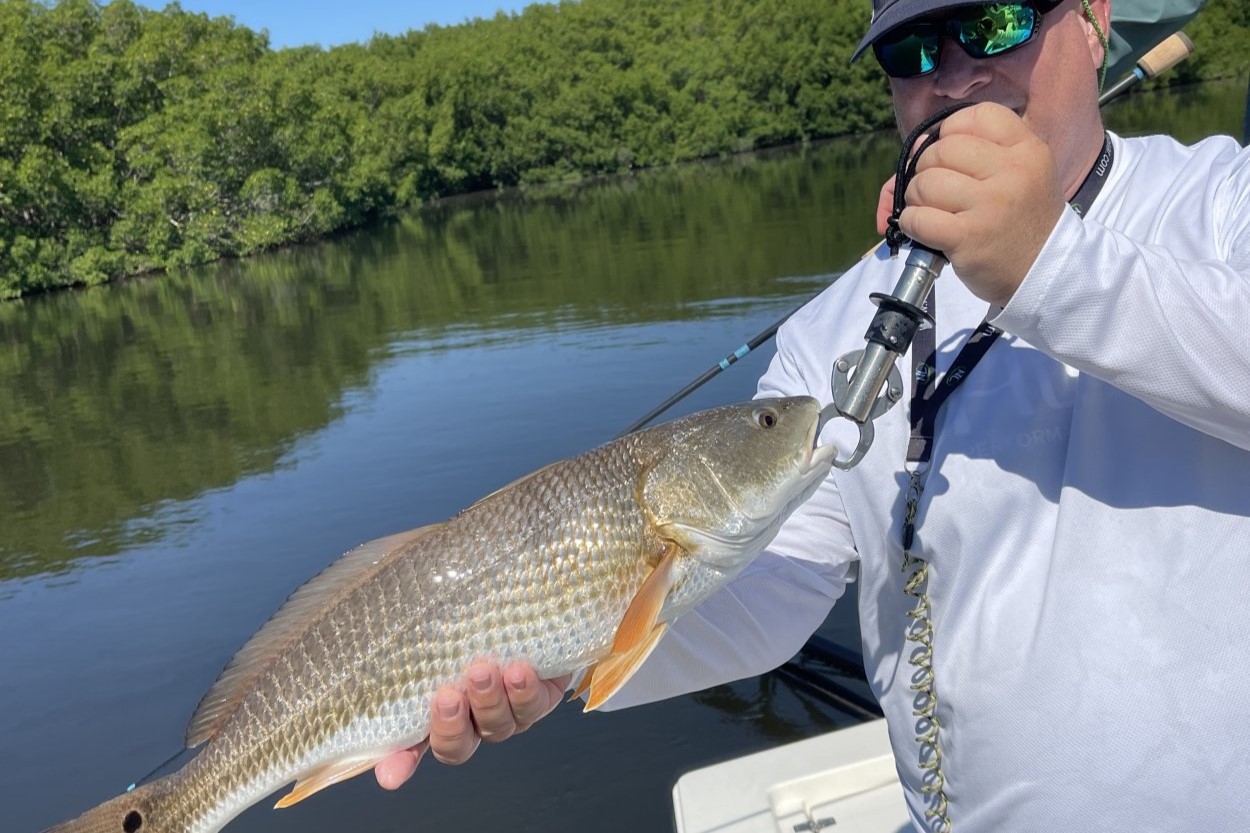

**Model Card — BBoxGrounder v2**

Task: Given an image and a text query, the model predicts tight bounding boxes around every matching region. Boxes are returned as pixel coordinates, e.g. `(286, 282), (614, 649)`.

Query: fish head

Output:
(39, 778), (179, 833)
(641, 396), (836, 575)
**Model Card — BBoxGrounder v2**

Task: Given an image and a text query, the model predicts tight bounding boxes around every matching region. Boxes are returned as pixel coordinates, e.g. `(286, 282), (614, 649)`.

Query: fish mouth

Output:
(803, 412), (839, 474)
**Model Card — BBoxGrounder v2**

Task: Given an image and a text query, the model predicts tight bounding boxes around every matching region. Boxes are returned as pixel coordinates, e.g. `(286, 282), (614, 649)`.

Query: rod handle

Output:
(1137, 32), (1195, 79)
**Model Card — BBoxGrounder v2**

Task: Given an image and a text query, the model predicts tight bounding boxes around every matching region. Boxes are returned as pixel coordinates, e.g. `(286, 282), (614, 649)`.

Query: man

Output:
(376, 0), (1250, 828)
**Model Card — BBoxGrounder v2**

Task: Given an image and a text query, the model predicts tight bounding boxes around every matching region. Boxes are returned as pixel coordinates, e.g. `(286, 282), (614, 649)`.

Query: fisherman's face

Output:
(886, 0), (1111, 194)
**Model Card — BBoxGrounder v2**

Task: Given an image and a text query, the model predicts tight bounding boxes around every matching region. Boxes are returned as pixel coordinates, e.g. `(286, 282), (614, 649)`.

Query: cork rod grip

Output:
(1137, 32), (1195, 78)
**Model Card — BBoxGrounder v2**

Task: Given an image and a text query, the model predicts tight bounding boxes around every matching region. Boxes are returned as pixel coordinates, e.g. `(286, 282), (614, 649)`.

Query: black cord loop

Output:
(886, 102), (977, 257)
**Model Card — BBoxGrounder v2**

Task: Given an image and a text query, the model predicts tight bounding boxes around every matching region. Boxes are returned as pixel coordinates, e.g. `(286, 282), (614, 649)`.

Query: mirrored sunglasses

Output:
(873, 0), (1062, 79)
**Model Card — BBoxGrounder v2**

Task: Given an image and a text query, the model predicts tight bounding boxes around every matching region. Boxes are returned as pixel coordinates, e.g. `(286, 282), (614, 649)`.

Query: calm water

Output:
(3, 80), (1244, 833)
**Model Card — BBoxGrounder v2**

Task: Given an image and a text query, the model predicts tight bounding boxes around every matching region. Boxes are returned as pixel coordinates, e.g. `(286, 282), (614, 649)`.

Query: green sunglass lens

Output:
(877, 31), (941, 78)
(957, 3), (1038, 56)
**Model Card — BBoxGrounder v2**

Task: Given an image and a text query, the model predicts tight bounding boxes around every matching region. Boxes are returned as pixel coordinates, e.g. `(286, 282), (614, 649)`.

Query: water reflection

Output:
(0, 132), (899, 583)
(1102, 78), (1247, 143)
(692, 672), (864, 744)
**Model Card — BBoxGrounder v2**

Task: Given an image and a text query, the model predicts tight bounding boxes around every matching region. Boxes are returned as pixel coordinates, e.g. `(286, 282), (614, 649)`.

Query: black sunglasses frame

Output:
(872, 0), (1064, 79)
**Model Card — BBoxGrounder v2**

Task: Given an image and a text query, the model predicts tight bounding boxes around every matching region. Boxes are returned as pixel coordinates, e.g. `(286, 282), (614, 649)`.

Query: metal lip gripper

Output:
(819, 245), (944, 470)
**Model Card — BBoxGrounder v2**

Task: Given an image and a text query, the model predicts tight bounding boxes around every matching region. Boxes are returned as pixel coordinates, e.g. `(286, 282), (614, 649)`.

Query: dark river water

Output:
(3, 80), (1245, 833)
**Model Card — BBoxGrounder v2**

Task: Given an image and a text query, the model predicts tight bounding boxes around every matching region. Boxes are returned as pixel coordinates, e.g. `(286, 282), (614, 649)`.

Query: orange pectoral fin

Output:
(582, 546), (680, 712)
(584, 622), (668, 711)
(274, 757), (384, 809)
(568, 662), (598, 702)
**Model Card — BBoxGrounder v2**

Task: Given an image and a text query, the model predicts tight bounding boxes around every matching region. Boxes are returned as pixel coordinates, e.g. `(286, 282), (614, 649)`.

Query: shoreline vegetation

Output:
(2, 0), (1247, 301)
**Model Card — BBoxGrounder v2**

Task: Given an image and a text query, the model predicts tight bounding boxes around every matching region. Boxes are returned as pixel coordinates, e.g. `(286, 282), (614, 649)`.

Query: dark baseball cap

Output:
(851, 0), (996, 61)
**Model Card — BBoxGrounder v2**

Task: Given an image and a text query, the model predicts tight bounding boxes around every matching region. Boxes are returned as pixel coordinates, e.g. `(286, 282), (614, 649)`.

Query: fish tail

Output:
(40, 771), (192, 833)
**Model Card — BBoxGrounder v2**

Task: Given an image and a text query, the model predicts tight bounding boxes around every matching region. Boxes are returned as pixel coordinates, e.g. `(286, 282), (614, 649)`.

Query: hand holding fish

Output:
(374, 662), (569, 789)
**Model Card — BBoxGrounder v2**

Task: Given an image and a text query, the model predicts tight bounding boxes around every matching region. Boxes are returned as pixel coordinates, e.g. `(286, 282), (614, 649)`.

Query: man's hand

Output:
(875, 175), (897, 238)
(894, 103), (1067, 307)
(374, 661), (571, 790)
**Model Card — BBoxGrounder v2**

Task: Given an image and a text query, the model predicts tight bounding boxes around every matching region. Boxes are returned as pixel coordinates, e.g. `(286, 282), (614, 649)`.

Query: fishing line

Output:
(127, 749), (189, 792)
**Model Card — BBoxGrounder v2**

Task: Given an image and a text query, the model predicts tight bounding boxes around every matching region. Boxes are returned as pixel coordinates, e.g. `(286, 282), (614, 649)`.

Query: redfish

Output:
(42, 397), (834, 833)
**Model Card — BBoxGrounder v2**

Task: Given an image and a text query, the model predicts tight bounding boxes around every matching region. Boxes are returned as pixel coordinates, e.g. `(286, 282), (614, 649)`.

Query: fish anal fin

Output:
(274, 757), (383, 809)
(186, 523), (444, 748)
(584, 623), (668, 712)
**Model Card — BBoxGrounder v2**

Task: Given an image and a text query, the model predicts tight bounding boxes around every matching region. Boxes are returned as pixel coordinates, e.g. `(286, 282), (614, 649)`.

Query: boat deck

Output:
(672, 718), (912, 833)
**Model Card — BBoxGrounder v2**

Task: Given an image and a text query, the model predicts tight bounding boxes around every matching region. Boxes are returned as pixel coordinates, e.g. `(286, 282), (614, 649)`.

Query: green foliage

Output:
(0, 0), (1245, 298)
(1145, 0), (1250, 87)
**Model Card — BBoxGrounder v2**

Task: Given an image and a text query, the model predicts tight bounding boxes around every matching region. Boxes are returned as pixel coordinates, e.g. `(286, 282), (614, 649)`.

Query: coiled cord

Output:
(901, 470), (951, 832)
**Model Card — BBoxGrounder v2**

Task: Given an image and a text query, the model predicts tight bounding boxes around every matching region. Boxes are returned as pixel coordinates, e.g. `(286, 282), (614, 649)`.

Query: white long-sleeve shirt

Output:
(609, 131), (1250, 831)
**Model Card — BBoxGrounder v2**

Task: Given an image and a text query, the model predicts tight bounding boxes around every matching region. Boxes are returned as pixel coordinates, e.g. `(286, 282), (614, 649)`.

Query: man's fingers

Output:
(904, 167), (979, 216)
(897, 205), (966, 258)
(938, 101), (1032, 146)
(429, 687), (482, 765)
(503, 665), (571, 732)
(912, 134), (1003, 182)
(875, 175), (897, 236)
(465, 662), (518, 743)
(374, 664), (568, 789)
(374, 743), (427, 790)
(499, 663), (543, 732)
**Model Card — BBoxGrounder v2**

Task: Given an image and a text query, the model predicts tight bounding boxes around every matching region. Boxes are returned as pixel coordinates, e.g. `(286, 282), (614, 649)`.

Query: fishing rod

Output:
(616, 298), (812, 438)
(1244, 74), (1249, 146)
(1099, 31), (1194, 105)
(619, 31), (1197, 440)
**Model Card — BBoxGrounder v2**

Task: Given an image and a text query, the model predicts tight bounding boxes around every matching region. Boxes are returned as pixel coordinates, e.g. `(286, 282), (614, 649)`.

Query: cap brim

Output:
(851, 0), (1002, 61)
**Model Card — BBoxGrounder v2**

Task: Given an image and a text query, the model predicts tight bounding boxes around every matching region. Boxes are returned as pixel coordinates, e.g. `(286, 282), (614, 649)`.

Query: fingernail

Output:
(437, 695), (461, 719)
(506, 670), (527, 691)
(470, 668), (492, 692)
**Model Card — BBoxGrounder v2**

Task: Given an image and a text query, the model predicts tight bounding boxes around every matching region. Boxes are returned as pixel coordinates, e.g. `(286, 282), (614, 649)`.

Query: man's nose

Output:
(931, 39), (993, 98)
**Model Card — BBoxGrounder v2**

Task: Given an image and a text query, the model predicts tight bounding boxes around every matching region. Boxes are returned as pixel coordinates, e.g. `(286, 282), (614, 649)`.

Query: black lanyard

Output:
(906, 133), (1114, 466)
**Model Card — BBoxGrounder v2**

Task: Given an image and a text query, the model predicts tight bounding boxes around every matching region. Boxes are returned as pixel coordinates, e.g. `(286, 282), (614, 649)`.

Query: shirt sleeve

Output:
(991, 158), (1250, 451)
(600, 318), (860, 709)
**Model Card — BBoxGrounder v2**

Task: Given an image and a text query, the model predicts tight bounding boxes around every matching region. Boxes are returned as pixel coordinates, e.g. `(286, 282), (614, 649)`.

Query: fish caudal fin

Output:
(274, 757), (385, 809)
(583, 546), (679, 711)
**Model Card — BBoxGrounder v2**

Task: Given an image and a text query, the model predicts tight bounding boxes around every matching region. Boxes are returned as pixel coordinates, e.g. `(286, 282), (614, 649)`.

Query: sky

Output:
(130, 1), (558, 50)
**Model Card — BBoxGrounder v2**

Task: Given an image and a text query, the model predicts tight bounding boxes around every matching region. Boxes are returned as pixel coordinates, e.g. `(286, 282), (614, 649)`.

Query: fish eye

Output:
(753, 407), (779, 429)
(123, 810), (143, 832)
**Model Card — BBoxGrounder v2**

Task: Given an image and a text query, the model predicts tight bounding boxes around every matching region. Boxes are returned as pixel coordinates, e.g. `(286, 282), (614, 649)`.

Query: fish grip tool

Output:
(820, 103), (972, 470)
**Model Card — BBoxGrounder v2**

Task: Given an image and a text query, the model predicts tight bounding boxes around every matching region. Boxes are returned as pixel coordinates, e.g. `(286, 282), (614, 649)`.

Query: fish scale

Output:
(181, 439), (662, 831)
(40, 397), (835, 833)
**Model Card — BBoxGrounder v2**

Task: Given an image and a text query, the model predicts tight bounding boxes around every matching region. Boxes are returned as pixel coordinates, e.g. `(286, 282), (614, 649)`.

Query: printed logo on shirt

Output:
(940, 350), (1077, 458)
